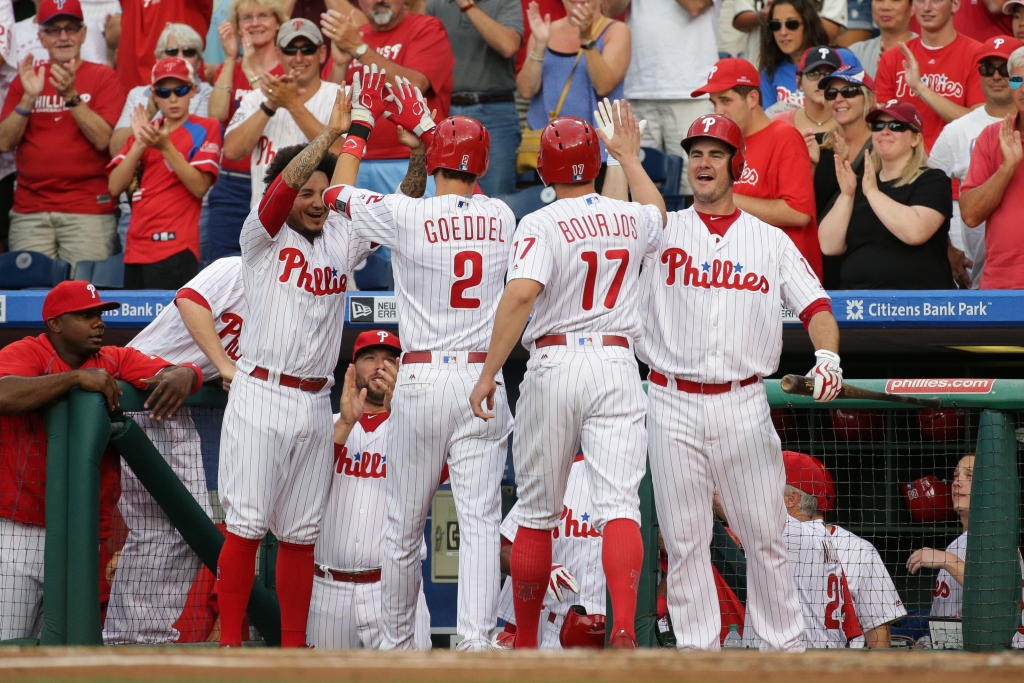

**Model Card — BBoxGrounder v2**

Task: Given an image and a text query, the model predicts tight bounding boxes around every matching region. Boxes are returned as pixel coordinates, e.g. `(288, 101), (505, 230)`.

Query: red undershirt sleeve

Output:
(175, 288), (211, 310)
(257, 174), (300, 238)
(798, 297), (833, 330)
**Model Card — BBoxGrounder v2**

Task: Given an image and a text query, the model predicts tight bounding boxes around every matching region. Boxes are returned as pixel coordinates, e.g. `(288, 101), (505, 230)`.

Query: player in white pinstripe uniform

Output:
(322, 68), (515, 651)
(470, 105), (666, 649)
(105, 257), (246, 644)
(307, 330), (431, 650)
(636, 114), (843, 652)
(215, 89), (380, 648)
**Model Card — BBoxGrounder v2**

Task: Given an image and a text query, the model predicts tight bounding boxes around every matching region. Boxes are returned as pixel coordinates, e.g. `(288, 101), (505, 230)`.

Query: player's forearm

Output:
(601, 164), (629, 201)
(357, 50), (430, 93)
(619, 156), (666, 224)
(177, 299), (235, 379)
(399, 148), (428, 198)
(283, 122), (344, 190)
(480, 281), (541, 381)
(0, 373), (83, 414)
(733, 194), (812, 227)
(108, 143), (146, 196)
(818, 194), (853, 255)
(960, 167), (1014, 227)
(0, 108), (30, 153)
(807, 311), (839, 354)
(223, 114), (268, 160)
(70, 103), (114, 151)
(465, 9), (522, 59)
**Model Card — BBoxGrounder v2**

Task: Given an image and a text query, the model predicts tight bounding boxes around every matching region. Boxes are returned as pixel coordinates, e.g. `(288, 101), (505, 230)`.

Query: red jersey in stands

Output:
(214, 62), (285, 173)
(109, 116), (222, 264)
(0, 335), (174, 527)
(324, 14), (454, 160)
(733, 120), (822, 279)
(954, 0), (1013, 41)
(116, 0), (213, 92)
(1, 61), (124, 214)
(875, 34), (984, 150)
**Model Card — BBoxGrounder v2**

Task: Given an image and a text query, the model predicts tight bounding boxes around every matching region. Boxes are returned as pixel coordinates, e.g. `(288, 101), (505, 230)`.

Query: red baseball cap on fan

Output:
(691, 58), (761, 97)
(866, 100), (924, 131)
(352, 329), (402, 361)
(38, 0), (84, 24)
(42, 281), (120, 321)
(976, 35), (1018, 62)
(783, 451), (832, 513)
(151, 57), (195, 86)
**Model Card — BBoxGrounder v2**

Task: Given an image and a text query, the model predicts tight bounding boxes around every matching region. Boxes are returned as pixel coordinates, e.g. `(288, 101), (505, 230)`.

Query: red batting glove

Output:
(383, 75), (436, 139)
(351, 64), (389, 129)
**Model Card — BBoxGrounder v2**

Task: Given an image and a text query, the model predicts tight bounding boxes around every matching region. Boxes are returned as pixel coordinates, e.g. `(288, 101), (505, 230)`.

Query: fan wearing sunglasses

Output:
(108, 58), (223, 290)
(756, 0), (830, 109)
(819, 100), (955, 289)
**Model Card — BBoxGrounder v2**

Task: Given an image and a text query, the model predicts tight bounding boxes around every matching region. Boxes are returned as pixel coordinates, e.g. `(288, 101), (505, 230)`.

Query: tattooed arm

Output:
(282, 88), (352, 190)
(400, 146), (428, 198)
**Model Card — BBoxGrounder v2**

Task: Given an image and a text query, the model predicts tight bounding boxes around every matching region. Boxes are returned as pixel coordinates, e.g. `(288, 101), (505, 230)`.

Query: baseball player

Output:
(104, 257), (247, 644)
(214, 88), (380, 648)
(469, 103), (667, 650)
(307, 330), (432, 650)
(320, 68), (515, 651)
(494, 454), (605, 650)
(636, 113), (843, 652)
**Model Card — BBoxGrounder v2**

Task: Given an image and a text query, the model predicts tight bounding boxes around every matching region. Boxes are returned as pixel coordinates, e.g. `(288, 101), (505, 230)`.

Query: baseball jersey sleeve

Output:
(778, 233), (830, 317)
(175, 257), (244, 317)
(0, 338), (47, 378)
(325, 186), (398, 247)
(506, 216), (554, 286)
(189, 118), (222, 180)
(225, 88), (262, 134)
(104, 347), (174, 388)
(640, 204), (664, 256)
(840, 573), (863, 641)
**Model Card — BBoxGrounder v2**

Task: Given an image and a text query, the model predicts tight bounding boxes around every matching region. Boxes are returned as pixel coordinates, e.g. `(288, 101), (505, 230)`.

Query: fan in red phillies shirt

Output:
(876, 0), (985, 151)
(909, 0), (1014, 41)
(693, 58), (822, 280)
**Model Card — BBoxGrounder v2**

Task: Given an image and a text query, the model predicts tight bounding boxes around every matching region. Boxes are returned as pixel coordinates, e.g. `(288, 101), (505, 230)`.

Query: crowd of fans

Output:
(0, 0), (1020, 289)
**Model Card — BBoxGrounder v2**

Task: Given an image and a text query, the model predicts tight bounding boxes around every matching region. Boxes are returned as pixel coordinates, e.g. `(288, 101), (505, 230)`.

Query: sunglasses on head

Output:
(153, 84), (192, 98)
(1011, 75), (1024, 90)
(870, 119), (914, 133)
(824, 85), (864, 100)
(978, 62), (1009, 78)
(768, 18), (802, 31)
(162, 47), (199, 58)
(281, 43), (319, 55)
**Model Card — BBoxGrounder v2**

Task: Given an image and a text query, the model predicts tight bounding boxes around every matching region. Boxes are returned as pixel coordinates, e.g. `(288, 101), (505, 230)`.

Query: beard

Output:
(357, 375), (388, 406)
(692, 179), (731, 206)
(370, 4), (394, 25)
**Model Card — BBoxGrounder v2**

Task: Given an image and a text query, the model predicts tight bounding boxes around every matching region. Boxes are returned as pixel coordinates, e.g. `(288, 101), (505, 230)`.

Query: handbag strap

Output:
(550, 15), (608, 121)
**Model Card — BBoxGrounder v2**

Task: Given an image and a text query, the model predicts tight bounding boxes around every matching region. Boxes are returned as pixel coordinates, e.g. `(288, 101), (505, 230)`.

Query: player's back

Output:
(511, 194), (662, 346)
(829, 524), (906, 633)
(785, 517), (856, 648)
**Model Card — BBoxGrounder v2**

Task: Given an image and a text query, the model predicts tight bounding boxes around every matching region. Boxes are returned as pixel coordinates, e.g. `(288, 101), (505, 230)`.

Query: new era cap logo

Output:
(350, 299), (373, 321)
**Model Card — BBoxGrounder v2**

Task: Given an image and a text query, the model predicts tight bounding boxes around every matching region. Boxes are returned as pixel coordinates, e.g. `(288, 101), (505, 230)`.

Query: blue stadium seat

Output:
(0, 251), (70, 289)
(75, 254), (124, 289)
(640, 147), (685, 212)
(354, 246), (394, 291)
(499, 185), (557, 224)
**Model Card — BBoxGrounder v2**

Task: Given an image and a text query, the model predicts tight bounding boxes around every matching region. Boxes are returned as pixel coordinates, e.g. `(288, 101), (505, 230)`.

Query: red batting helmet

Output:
(830, 409), (885, 441)
(783, 451), (835, 514)
(537, 117), (601, 186)
(917, 409), (965, 442)
(425, 116), (490, 176)
(559, 605), (606, 648)
(903, 475), (957, 523)
(681, 114), (746, 181)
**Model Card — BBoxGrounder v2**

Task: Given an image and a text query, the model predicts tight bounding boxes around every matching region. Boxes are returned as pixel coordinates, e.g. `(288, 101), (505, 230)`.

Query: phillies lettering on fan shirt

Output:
(829, 524), (907, 640)
(875, 34), (984, 150)
(127, 257), (247, 381)
(226, 80), (345, 207)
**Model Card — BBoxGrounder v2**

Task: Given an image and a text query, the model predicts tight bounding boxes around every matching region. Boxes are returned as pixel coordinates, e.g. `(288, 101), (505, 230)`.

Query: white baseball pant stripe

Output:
(381, 358), (512, 652)
(512, 344), (647, 532)
(104, 412), (212, 644)
(307, 576), (432, 649)
(0, 516), (45, 640)
(219, 371), (334, 544)
(647, 381), (804, 652)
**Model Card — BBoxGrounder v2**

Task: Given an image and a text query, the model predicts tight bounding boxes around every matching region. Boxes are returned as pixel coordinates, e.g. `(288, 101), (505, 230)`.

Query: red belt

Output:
(402, 351), (488, 363)
(249, 366), (328, 392)
(314, 566), (382, 583)
(649, 370), (759, 395)
(535, 334), (630, 349)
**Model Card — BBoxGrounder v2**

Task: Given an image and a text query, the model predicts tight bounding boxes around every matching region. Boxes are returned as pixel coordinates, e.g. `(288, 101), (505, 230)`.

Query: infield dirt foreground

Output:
(1, 648), (1024, 683)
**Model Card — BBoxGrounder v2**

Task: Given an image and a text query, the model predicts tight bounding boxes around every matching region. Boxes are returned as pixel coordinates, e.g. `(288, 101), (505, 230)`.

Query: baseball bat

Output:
(780, 374), (943, 409)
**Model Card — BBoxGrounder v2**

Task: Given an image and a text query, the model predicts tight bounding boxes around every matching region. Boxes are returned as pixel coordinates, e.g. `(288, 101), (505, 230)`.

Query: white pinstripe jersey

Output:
(128, 257), (246, 382)
(226, 81), (345, 207)
(786, 517), (857, 648)
(931, 532), (966, 618)
(829, 524), (906, 632)
(341, 191), (516, 352)
(637, 208), (828, 383)
(237, 190), (374, 379)
(501, 458), (606, 618)
(508, 194), (662, 347)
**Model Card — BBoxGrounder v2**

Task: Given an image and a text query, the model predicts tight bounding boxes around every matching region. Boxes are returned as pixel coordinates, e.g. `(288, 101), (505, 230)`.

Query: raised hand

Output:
(898, 42), (923, 95)
(49, 60), (78, 99)
(568, 1), (596, 42)
(327, 86), (353, 135)
(218, 20), (239, 61)
(998, 113), (1023, 172)
(19, 54), (45, 99)
(595, 98), (642, 163)
(351, 64), (389, 128)
(802, 128), (820, 165)
(130, 104), (153, 142)
(834, 154), (857, 198)
(383, 75), (435, 136)
(527, 1), (551, 46)
(860, 150), (878, 197)
(261, 72), (300, 111)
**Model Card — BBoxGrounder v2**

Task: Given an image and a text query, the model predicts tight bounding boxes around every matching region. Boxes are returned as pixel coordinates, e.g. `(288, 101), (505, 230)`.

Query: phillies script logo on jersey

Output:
(934, 580), (952, 598)
(218, 313), (243, 361)
(661, 248), (770, 293)
(278, 248), (348, 296)
(335, 444), (386, 478)
(896, 72), (964, 99)
(552, 506), (602, 539)
(735, 165), (759, 186)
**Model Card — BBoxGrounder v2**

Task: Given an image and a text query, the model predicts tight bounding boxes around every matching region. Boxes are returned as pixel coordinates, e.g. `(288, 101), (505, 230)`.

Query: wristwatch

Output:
(64, 95), (82, 108)
(353, 43), (369, 59)
(581, 39), (597, 50)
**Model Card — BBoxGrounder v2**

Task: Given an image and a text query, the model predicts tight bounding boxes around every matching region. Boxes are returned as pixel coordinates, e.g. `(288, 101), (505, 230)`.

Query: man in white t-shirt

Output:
(927, 35), (1017, 287)
(223, 18), (345, 207)
(606, 0), (720, 194)
(732, 0), (848, 66)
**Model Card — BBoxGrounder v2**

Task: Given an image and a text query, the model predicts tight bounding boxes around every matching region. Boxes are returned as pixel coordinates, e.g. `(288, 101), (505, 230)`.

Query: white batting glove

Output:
(351, 63), (388, 129)
(593, 98), (646, 167)
(383, 76), (436, 137)
(809, 350), (843, 402)
(547, 564), (580, 602)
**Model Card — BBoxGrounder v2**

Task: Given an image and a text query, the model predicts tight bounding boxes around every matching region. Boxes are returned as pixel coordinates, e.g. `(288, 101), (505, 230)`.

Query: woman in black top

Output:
(819, 101), (953, 289)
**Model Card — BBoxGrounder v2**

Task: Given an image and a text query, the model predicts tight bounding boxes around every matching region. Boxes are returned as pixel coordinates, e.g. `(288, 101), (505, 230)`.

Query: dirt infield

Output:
(0, 647), (1023, 683)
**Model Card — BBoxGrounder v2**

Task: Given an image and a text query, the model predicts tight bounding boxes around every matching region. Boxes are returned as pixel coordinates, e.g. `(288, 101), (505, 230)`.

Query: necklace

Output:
(801, 109), (831, 127)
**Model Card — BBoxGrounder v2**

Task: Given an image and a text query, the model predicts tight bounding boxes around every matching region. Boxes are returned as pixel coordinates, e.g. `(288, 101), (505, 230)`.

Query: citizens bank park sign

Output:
(781, 291), (1024, 328)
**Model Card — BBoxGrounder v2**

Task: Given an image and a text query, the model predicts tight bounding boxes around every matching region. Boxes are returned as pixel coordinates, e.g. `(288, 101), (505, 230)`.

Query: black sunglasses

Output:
(978, 61), (1009, 78)
(153, 84), (192, 98)
(162, 47), (199, 58)
(768, 18), (802, 31)
(870, 120), (914, 133)
(824, 85), (864, 100)
(281, 43), (319, 55)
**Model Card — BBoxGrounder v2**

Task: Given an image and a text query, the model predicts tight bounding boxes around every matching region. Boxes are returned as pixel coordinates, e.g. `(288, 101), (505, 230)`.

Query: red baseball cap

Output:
(691, 58), (761, 97)
(866, 100), (924, 131)
(151, 57), (194, 86)
(977, 35), (1018, 62)
(352, 329), (401, 361)
(38, 0), (84, 24)
(42, 281), (120, 321)
(783, 451), (832, 512)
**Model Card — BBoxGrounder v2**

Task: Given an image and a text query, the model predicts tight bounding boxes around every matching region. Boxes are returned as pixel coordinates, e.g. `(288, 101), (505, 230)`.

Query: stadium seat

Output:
(0, 251), (70, 289)
(640, 147), (686, 212)
(354, 247), (394, 291)
(74, 254), (124, 289)
(500, 185), (557, 224)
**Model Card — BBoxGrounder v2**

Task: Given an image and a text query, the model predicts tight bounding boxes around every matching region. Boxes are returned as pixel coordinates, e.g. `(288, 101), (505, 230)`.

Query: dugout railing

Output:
(3, 379), (1022, 649)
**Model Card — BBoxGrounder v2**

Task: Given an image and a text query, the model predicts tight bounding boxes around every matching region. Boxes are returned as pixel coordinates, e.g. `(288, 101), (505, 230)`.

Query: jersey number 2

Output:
(580, 249), (629, 311)
(451, 251), (483, 309)
(824, 573), (840, 629)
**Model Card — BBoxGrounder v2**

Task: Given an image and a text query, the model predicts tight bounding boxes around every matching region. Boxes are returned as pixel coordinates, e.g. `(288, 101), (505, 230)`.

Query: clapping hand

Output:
(18, 55), (45, 99)
(998, 113), (1022, 172)
(217, 20), (240, 61)
(49, 60), (78, 99)
(861, 150), (878, 196)
(802, 128), (820, 165)
(568, 0), (596, 42)
(526, 1), (552, 46)
(261, 72), (301, 110)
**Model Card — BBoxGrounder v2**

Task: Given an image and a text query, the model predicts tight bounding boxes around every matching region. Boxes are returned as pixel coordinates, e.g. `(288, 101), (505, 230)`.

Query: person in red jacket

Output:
(0, 281), (202, 641)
